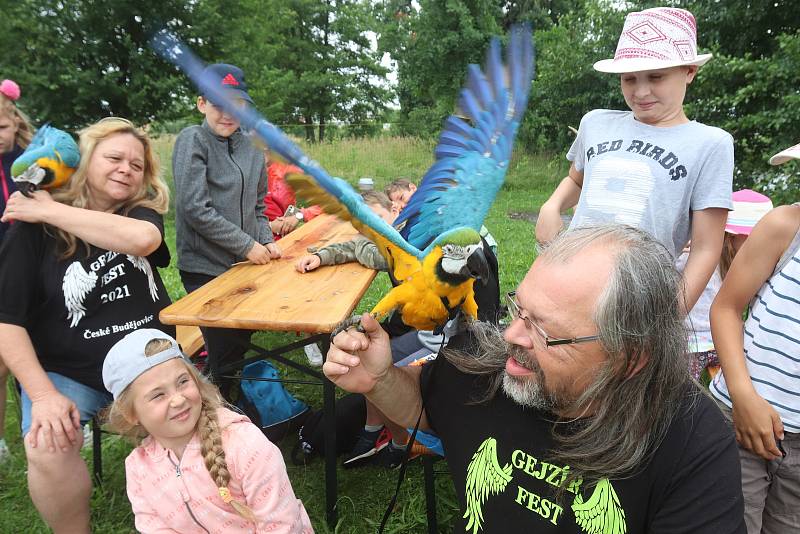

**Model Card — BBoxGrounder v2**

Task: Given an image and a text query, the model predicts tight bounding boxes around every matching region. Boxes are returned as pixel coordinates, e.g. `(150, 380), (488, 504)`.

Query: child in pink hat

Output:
(537, 7), (733, 314)
(676, 189), (773, 382)
(710, 144), (800, 532)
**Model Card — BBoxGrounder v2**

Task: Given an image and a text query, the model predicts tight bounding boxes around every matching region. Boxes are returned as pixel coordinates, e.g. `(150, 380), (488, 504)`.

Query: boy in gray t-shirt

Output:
(536, 7), (733, 312)
(566, 109), (733, 258)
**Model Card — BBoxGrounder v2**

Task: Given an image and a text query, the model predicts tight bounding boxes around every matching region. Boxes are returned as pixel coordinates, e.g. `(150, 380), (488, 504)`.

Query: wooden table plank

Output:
(159, 215), (377, 332)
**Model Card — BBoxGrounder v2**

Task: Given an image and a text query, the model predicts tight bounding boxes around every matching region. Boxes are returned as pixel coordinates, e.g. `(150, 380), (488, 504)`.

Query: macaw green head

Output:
(434, 227), (489, 284)
(11, 125), (80, 193)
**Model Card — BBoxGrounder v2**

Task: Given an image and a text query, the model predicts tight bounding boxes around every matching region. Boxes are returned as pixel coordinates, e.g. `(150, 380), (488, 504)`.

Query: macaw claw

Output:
(329, 315), (367, 342)
(17, 181), (38, 198)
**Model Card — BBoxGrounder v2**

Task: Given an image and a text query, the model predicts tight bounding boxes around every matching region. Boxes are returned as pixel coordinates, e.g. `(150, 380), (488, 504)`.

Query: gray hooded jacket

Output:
(173, 120), (273, 276)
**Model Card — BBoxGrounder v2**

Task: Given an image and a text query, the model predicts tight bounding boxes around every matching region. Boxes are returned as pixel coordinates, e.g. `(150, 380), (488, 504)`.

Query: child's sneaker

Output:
(343, 427), (389, 468)
(374, 439), (434, 469)
(304, 343), (324, 367)
(0, 439), (9, 463)
(374, 441), (409, 469)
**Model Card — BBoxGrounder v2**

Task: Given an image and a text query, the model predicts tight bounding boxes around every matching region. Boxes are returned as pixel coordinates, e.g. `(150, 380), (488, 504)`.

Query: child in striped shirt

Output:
(710, 142), (800, 533)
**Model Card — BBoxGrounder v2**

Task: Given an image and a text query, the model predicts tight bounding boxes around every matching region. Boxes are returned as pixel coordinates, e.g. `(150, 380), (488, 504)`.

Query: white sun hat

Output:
(769, 142), (800, 166)
(594, 7), (713, 74)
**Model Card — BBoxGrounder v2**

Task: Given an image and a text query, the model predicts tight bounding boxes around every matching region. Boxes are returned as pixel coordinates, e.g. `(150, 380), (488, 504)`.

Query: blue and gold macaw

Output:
(152, 26), (534, 332)
(12, 125), (80, 196)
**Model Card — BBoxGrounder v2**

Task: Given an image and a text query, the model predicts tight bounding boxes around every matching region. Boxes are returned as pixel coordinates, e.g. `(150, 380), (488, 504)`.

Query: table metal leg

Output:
(320, 337), (338, 528)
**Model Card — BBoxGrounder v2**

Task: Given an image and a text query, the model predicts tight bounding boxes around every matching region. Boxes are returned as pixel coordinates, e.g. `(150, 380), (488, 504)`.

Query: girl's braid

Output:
(198, 401), (256, 522)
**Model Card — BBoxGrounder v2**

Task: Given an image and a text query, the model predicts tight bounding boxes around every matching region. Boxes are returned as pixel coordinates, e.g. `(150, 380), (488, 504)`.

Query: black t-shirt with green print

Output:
(420, 334), (745, 534)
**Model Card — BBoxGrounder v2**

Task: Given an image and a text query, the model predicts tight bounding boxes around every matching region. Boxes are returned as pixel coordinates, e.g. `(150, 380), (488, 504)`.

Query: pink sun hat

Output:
(594, 8), (713, 74)
(725, 189), (773, 235)
(769, 142), (800, 165)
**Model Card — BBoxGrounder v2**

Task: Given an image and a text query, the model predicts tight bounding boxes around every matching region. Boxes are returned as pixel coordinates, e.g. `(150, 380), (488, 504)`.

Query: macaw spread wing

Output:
(285, 172), (424, 286)
(463, 437), (513, 534)
(395, 25), (534, 250)
(571, 478), (627, 534)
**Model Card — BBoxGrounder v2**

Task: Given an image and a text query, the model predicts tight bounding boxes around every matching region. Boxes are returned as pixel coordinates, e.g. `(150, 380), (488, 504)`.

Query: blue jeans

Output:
(20, 372), (112, 436)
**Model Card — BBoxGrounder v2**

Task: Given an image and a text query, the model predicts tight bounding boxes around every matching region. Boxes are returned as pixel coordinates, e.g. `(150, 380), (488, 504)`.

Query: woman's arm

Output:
(711, 205), (800, 460)
(2, 191), (161, 256)
(681, 208), (728, 312)
(0, 323), (81, 451)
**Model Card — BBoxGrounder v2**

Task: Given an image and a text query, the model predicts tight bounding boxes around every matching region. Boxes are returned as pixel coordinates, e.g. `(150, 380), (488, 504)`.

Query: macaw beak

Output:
(461, 244), (489, 285)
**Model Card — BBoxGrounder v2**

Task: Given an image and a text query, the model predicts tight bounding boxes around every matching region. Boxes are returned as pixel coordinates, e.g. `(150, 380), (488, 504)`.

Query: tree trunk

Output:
(318, 115), (326, 143)
(304, 115), (316, 143)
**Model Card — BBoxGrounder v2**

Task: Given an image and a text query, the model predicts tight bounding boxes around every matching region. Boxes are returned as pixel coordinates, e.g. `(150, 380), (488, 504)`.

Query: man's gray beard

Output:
(502, 372), (554, 410)
(501, 343), (561, 411)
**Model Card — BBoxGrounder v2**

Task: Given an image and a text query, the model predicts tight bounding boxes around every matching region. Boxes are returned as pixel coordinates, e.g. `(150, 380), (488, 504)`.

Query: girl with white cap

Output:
(103, 329), (313, 534)
(536, 7), (733, 312)
(710, 144), (800, 533)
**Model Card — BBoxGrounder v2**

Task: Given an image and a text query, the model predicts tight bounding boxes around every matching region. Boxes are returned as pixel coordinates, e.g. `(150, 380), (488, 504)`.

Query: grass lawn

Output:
(0, 135), (566, 533)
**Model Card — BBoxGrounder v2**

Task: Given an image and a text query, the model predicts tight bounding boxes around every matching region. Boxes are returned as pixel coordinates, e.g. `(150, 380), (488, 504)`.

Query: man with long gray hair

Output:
(325, 225), (744, 533)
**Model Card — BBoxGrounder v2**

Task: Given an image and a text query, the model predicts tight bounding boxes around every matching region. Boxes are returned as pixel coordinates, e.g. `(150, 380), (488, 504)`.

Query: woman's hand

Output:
(1, 190), (58, 224)
(296, 255), (321, 273)
(26, 390), (81, 453)
(731, 389), (785, 460)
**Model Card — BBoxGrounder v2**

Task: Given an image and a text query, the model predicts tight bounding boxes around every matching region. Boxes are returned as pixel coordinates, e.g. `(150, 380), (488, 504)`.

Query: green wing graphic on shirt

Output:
(571, 478), (627, 534)
(463, 437), (513, 534)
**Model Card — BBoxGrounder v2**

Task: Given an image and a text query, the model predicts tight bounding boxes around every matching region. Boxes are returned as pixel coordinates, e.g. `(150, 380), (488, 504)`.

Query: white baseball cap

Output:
(102, 329), (189, 399)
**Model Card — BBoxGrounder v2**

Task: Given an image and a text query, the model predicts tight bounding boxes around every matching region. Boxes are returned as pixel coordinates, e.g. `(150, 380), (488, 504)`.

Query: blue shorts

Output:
(20, 372), (112, 436)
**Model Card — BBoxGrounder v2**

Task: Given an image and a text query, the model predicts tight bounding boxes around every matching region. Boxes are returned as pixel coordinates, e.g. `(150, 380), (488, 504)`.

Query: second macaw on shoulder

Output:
(152, 24), (534, 333)
(12, 124), (80, 196)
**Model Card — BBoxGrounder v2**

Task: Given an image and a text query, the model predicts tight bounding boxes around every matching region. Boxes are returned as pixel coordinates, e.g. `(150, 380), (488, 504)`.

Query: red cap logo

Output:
(221, 73), (239, 86)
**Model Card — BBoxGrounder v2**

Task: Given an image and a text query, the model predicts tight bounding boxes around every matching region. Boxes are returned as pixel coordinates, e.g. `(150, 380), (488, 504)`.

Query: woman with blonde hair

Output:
(103, 329), (313, 533)
(0, 117), (174, 533)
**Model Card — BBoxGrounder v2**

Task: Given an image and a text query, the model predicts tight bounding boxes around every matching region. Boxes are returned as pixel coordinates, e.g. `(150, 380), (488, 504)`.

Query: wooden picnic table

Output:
(160, 213), (377, 332)
(159, 213), (378, 528)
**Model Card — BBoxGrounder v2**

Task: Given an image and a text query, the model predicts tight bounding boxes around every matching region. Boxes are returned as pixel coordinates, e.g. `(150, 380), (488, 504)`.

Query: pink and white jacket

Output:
(125, 407), (313, 533)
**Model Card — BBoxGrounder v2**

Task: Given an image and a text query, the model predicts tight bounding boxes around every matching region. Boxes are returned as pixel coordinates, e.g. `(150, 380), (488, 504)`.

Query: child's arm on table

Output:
(711, 205), (800, 460)
(296, 236), (388, 273)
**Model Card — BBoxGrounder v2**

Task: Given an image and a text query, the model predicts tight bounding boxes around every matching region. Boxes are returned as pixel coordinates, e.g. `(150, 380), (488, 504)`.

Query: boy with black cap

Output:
(172, 63), (279, 396)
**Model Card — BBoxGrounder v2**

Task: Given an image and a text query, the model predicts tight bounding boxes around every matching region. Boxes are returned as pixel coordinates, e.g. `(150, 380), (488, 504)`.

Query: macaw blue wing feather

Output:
(151, 30), (422, 260)
(395, 25), (534, 250)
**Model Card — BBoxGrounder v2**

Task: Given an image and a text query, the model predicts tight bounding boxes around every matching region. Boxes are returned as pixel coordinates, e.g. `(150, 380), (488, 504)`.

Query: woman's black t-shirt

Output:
(0, 206), (175, 392)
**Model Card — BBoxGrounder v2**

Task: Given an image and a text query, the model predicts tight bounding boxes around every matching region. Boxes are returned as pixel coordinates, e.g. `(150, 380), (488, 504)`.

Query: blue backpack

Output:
(238, 360), (309, 441)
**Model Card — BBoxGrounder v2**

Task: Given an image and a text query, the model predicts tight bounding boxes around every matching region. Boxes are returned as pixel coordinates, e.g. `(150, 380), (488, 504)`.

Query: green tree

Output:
(378, 0), (505, 137)
(378, 0), (587, 138)
(520, 1), (624, 151)
(0, 0), (220, 129)
(216, 0), (392, 142)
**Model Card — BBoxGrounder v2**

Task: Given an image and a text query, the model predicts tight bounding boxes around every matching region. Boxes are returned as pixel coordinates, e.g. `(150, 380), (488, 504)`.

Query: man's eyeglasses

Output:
(505, 291), (600, 347)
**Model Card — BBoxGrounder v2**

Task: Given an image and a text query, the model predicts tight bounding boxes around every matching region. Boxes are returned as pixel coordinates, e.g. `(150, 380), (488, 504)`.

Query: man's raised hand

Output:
(323, 313), (393, 394)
